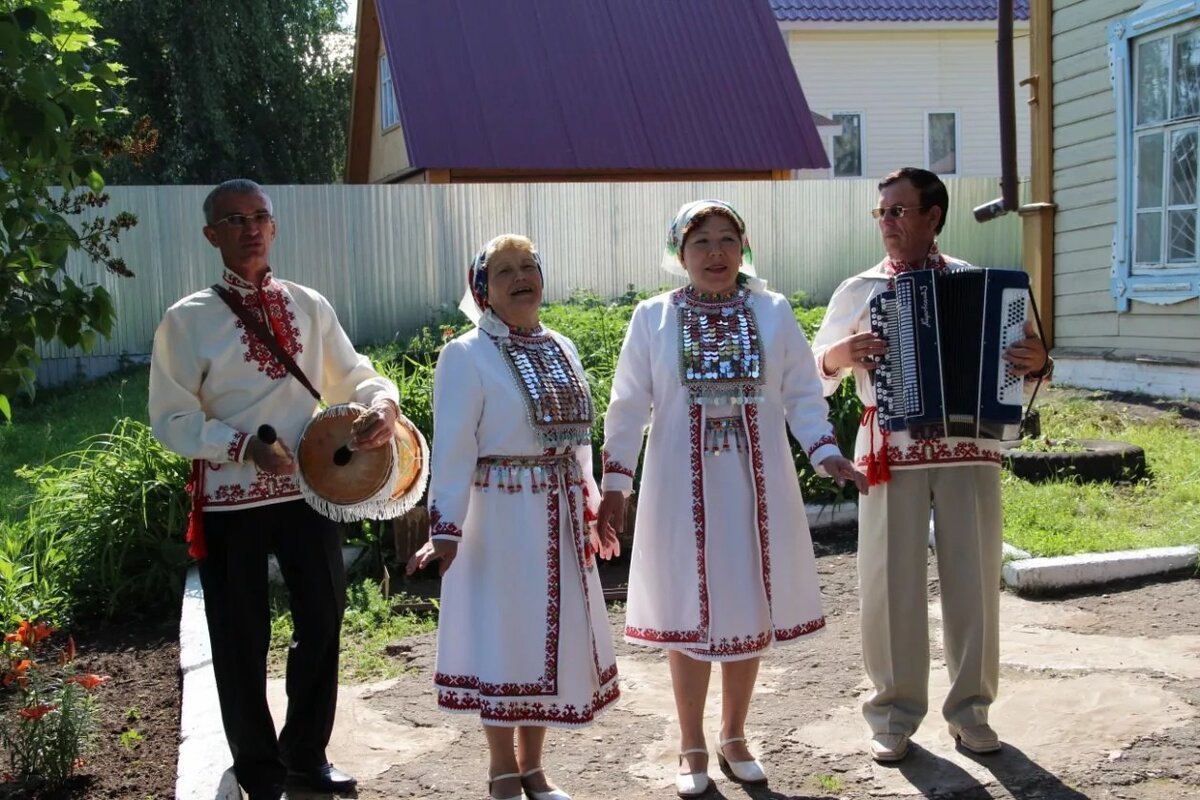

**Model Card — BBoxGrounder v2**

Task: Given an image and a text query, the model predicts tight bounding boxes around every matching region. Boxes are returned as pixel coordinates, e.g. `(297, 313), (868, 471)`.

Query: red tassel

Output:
(860, 406), (892, 486)
(184, 460), (207, 560)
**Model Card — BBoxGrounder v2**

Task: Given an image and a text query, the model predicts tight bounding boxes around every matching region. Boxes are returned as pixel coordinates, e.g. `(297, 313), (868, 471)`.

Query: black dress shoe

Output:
(287, 762), (357, 792)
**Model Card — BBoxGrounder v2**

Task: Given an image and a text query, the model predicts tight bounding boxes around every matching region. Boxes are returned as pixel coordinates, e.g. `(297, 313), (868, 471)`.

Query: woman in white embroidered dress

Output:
(596, 201), (868, 797)
(406, 235), (620, 800)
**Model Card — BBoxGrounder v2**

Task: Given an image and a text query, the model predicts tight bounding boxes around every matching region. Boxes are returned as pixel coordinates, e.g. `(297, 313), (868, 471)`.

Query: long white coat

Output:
(426, 327), (619, 726)
(601, 287), (842, 660)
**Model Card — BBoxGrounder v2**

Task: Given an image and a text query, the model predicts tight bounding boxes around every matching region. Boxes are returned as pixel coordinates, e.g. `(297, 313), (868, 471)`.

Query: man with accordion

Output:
(812, 168), (1051, 764)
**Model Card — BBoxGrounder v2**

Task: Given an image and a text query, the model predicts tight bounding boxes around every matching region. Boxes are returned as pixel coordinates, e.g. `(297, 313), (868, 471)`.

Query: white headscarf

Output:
(660, 199), (765, 291)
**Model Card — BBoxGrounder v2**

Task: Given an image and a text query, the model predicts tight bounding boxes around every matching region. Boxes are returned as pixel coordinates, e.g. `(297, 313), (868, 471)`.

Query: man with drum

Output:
(812, 168), (1050, 764)
(150, 179), (399, 800)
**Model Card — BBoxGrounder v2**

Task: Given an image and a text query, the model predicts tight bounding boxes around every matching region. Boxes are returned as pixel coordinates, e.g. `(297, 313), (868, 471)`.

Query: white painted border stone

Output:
(805, 502), (857, 530)
(1002, 545), (1199, 593)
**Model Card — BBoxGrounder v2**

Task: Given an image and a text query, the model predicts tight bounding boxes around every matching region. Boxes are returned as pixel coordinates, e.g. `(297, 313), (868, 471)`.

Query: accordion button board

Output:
(868, 267), (1031, 441)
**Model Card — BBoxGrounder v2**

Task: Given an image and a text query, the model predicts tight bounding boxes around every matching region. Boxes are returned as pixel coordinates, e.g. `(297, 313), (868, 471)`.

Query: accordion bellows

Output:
(869, 267), (1030, 441)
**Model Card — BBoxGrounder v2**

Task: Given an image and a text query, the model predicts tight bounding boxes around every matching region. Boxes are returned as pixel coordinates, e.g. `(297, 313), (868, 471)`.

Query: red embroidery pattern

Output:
(805, 433), (838, 460)
(776, 616), (827, 641)
(624, 405), (709, 644)
(211, 484), (245, 504)
(601, 450), (634, 479)
(428, 502), (463, 539)
(566, 486), (617, 686)
(687, 631), (773, 658)
(854, 438), (1003, 469)
(228, 286), (303, 380)
(437, 680), (620, 726)
(435, 471), (618, 721)
(227, 432), (248, 462)
(745, 405), (773, 612)
(245, 471), (299, 500)
(434, 475), (564, 697)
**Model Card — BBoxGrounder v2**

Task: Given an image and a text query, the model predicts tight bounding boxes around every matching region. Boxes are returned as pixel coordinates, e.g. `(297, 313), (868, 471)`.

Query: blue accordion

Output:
(868, 267), (1029, 440)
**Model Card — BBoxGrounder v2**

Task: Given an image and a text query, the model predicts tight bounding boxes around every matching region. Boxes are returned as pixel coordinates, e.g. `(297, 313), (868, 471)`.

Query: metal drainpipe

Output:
(974, 0), (1017, 222)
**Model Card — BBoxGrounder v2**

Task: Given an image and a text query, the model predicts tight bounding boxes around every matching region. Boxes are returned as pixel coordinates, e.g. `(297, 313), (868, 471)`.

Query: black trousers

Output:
(198, 500), (346, 794)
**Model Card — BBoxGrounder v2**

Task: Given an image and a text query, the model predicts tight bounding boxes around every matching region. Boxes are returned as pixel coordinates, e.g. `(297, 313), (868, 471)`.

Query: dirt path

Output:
(287, 524), (1200, 800)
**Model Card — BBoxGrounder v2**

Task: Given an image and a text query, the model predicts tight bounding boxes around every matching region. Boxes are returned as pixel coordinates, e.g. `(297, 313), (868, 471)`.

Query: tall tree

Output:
(0, 0), (139, 419)
(93, 0), (350, 184)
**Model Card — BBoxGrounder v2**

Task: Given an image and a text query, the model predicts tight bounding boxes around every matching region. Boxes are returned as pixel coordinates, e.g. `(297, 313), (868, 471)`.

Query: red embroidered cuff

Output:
(227, 432), (250, 463)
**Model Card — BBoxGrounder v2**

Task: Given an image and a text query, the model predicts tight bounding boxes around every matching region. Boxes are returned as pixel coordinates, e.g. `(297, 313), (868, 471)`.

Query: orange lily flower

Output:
(2, 659), (32, 688)
(58, 635), (77, 666)
(4, 620), (55, 648)
(17, 703), (56, 721)
(67, 674), (110, 691)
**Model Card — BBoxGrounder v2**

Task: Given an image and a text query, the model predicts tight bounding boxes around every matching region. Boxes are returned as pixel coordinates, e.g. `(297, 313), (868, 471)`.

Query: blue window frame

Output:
(1109, 1), (1200, 310)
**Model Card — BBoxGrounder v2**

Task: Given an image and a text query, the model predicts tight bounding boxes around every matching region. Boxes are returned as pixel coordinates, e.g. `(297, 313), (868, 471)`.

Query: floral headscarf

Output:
(660, 199), (762, 290)
(458, 234), (545, 337)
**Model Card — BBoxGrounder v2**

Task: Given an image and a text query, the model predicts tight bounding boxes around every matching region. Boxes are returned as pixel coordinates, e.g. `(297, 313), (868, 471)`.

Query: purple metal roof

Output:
(375, 0), (830, 172)
(770, 1), (1030, 23)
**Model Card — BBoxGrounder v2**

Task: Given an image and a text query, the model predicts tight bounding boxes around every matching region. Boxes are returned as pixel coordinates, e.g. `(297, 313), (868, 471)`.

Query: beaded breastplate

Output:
(491, 329), (594, 447)
(673, 287), (765, 405)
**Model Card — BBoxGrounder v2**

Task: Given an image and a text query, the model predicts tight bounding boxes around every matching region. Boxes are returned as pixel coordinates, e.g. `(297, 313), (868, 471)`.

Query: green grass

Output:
(269, 580), (437, 684)
(813, 773), (843, 793)
(0, 367), (150, 524)
(1003, 396), (1200, 557)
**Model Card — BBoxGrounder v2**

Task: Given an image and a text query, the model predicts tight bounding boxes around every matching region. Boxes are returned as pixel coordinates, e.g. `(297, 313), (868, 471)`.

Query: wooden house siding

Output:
(784, 28), (1032, 179)
(1050, 0), (1200, 361)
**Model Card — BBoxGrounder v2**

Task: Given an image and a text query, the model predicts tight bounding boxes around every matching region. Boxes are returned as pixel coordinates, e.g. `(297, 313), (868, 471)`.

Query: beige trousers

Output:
(858, 465), (1002, 736)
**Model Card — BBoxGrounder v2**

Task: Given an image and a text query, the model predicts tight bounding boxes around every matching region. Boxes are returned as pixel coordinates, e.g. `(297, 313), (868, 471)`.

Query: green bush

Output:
(14, 419), (190, 622)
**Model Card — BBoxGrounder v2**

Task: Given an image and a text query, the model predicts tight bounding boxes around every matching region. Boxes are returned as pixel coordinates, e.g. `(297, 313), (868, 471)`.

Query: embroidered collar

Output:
(221, 267), (277, 293)
(884, 243), (946, 276)
(507, 323), (546, 338)
(685, 284), (745, 303)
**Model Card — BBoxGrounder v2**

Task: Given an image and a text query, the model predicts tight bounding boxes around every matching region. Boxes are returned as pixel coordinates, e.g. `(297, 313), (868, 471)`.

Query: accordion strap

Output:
(212, 284), (323, 404)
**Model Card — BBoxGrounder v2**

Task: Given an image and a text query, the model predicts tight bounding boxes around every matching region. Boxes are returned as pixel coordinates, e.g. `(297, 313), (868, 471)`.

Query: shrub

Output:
(16, 419), (190, 622)
(0, 621), (108, 788)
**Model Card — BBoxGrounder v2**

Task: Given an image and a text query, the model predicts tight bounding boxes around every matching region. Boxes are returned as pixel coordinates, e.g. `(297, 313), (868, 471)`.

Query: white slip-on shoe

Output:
(519, 766), (571, 800)
(949, 722), (1002, 754)
(869, 732), (910, 763)
(675, 748), (710, 798)
(716, 736), (767, 785)
(487, 771), (525, 800)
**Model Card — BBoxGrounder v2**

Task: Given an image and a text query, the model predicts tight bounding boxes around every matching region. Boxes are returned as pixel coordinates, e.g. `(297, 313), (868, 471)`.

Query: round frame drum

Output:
(296, 403), (428, 522)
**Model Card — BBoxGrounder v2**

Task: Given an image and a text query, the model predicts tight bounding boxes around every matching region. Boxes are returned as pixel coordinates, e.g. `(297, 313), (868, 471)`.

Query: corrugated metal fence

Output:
(37, 178), (1022, 385)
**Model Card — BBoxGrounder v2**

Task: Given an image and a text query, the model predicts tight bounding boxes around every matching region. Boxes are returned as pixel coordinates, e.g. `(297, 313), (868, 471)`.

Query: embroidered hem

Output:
(437, 678), (620, 728)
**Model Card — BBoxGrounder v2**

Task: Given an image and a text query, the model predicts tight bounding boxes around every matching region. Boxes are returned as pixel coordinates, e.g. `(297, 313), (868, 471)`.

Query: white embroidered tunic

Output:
(601, 286), (841, 660)
(149, 269), (399, 511)
(426, 327), (619, 726)
(810, 257), (1004, 472)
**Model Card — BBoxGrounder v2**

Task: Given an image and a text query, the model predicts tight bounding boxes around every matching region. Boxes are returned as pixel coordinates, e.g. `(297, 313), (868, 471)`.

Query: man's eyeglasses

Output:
(213, 212), (274, 228)
(870, 205), (928, 220)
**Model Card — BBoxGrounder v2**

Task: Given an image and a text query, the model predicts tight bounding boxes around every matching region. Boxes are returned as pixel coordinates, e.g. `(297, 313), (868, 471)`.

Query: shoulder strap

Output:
(211, 284), (323, 403)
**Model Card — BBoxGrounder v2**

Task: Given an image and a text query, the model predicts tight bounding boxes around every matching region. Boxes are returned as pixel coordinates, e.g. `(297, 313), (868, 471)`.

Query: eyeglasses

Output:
(213, 212), (274, 228)
(870, 205), (928, 220)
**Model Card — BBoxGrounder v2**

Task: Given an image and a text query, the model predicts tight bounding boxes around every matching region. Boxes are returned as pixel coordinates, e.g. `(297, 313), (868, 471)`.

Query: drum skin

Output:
(297, 404), (392, 505)
(390, 416), (424, 500)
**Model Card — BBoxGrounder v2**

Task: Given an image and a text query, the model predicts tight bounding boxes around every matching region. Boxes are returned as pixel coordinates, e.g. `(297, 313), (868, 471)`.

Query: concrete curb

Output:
(1001, 544), (1200, 593)
(805, 502), (858, 531)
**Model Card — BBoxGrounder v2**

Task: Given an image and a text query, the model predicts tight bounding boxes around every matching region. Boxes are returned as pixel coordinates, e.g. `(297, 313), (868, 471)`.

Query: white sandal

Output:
(520, 766), (571, 800)
(675, 747), (710, 798)
(487, 770), (524, 800)
(717, 736), (767, 785)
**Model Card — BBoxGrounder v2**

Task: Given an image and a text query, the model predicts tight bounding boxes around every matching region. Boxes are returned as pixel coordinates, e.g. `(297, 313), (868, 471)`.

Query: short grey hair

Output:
(203, 179), (273, 225)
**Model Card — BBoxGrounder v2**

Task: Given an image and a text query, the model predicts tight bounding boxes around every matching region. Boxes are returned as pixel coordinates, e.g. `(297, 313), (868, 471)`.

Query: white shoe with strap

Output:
(716, 736), (768, 785)
(520, 766), (571, 800)
(486, 771), (525, 800)
(675, 748), (710, 798)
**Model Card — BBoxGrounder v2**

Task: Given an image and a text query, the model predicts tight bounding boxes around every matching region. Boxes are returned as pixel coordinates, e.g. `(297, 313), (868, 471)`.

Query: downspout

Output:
(974, 0), (1018, 222)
